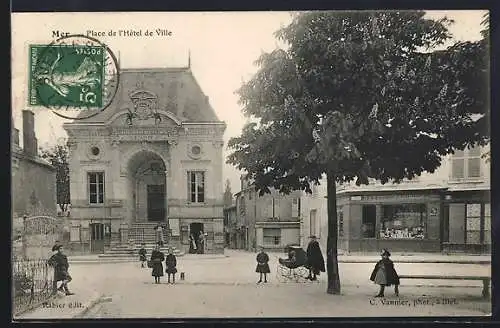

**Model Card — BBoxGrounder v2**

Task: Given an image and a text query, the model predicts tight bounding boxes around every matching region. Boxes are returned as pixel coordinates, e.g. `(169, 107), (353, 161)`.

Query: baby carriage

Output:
(276, 244), (309, 282)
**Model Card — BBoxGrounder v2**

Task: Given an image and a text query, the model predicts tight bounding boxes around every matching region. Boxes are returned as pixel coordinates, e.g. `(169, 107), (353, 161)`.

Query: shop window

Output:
(451, 147), (482, 180)
(380, 204), (426, 239)
(484, 203), (491, 245)
(337, 206), (344, 237)
(362, 205), (376, 238)
(88, 172), (105, 204)
(466, 203), (481, 244)
(263, 228), (281, 245)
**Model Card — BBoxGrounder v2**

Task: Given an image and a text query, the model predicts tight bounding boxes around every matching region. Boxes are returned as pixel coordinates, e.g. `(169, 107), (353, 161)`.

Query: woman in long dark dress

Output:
(370, 249), (400, 297)
(255, 247), (270, 283)
(306, 236), (325, 281)
(165, 248), (178, 284)
(150, 243), (165, 284)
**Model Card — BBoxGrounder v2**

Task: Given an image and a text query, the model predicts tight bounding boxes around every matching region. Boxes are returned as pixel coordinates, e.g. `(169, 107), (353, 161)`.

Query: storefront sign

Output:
(361, 194), (424, 201)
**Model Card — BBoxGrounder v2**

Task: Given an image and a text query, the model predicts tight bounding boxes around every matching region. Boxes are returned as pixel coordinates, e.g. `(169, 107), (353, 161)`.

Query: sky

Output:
(11, 10), (487, 195)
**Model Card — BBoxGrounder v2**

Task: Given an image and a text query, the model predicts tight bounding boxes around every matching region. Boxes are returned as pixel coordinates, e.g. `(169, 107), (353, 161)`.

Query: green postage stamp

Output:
(29, 44), (105, 108)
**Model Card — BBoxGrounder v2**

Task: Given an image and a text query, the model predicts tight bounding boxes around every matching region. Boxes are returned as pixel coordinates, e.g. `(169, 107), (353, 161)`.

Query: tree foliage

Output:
(227, 11), (489, 294)
(229, 11), (488, 192)
(40, 143), (71, 212)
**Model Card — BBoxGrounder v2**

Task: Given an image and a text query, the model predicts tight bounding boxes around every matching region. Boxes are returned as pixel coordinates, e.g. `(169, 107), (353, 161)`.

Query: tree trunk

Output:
(326, 171), (341, 294)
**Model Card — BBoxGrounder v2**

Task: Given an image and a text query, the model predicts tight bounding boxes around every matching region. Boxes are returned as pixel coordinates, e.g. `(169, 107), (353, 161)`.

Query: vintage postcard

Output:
(11, 11), (491, 320)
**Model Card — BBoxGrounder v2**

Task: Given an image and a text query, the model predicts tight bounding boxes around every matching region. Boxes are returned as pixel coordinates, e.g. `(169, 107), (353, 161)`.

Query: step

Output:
(98, 251), (184, 258)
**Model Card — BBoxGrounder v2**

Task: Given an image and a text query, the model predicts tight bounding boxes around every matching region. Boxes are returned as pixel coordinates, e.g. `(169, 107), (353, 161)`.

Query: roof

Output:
(12, 148), (55, 171)
(71, 67), (221, 124)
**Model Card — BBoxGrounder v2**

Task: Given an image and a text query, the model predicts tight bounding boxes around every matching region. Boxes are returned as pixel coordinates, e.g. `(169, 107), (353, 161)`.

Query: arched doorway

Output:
(127, 150), (167, 222)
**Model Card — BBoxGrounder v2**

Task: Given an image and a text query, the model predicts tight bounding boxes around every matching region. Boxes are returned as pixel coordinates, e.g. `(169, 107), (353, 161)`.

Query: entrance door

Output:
(147, 184), (165, 221)
(90, 223), (105, 254)
(189, 223), (204, 253)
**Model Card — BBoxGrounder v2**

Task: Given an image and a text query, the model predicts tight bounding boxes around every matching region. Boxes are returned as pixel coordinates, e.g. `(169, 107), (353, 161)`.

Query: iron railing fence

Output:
(13, 258), (56, 315)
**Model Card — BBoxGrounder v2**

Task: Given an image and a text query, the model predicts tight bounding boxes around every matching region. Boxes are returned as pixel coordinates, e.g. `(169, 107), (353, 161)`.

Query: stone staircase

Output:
(128, 222), (160, 244)
(98, 222), (184, 259)
(98, 243), (183, 258)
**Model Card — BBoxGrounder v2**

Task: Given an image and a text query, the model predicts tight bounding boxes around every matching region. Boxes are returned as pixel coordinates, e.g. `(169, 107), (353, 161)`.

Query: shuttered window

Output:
(451, 147), (482, 180)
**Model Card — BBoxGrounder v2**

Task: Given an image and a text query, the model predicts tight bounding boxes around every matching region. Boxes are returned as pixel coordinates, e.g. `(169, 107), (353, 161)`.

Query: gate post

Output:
(22, 215), (28, 260)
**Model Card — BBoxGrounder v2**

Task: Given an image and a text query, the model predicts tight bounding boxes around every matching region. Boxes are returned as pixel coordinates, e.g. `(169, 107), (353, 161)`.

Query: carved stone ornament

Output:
(129, 89), (160, 121)
(87, 143), (103, 161)
(187, 143), (203, 160)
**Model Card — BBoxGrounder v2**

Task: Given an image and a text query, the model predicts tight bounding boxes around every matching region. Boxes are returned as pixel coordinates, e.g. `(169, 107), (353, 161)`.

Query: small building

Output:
(11, 110), (57, 218)
(300, 145), (490, 254)
(234, 176), (301, 252)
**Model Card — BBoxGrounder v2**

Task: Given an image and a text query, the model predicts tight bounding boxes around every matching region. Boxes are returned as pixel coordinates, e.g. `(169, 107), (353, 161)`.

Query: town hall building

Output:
(63, 66), (226, 254)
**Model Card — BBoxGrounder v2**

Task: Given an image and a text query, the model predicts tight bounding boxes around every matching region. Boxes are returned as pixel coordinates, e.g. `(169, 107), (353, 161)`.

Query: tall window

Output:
(451, 147), (482, 180)
(292, 198), (300, 218)
(88, 172), (105, 204)
(466, 203), (481, 244)
(484, 203), (491, 245)
(309, 209), (317, 236)
(381, 204), (426, 239)
(263, 228), (281, 245)
(188, 171), (205, 203)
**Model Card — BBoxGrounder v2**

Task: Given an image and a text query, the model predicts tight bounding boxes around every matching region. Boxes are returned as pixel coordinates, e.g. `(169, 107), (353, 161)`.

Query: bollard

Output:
(180, 272), (185, 280)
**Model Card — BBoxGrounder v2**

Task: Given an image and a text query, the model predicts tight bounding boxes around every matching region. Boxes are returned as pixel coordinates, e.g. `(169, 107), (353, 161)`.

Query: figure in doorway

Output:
(165, 248), (178, 284)
(150, 242), (165, 284)
(370, 249), (400, 297)
(255, 246), (270, 283)
(48, 243), (74, 296)
(305, 235), (325, 281)
(198, 232), (205, 254)
(154, 224), (165, 247)
(189, 233), (197, 254)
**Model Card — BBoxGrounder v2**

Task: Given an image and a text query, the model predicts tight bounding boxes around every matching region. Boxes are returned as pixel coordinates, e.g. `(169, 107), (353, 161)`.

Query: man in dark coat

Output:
(47, 244), (74, 295)
(306, 236), (325, 281)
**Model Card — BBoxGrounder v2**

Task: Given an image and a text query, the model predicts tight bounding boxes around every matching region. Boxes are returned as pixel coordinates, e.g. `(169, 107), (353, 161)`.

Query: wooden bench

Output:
(398, 275), (491, 299)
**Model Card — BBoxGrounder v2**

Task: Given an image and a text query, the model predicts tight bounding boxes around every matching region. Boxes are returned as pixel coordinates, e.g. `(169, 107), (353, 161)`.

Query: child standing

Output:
(139, 243), (147, 268)
(165, 248), (178, 284)
(370, 249), (400, 297)
(255, 247), (270, 283)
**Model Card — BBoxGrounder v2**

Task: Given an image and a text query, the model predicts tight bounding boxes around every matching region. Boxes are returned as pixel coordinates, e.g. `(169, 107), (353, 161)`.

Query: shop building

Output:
(300, 145), (490, 254)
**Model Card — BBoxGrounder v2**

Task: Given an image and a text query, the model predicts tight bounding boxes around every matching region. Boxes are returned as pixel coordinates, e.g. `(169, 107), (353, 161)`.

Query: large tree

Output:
(40, 143), (71, 213)
(227, 11), (489, 294)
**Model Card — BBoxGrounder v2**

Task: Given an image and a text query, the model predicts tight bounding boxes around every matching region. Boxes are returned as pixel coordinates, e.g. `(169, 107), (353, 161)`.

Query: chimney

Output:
(22, 110), (38, 157)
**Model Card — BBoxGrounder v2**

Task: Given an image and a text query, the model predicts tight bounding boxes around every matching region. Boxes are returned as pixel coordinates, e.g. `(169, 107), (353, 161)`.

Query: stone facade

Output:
(63, 67), (226, 254)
